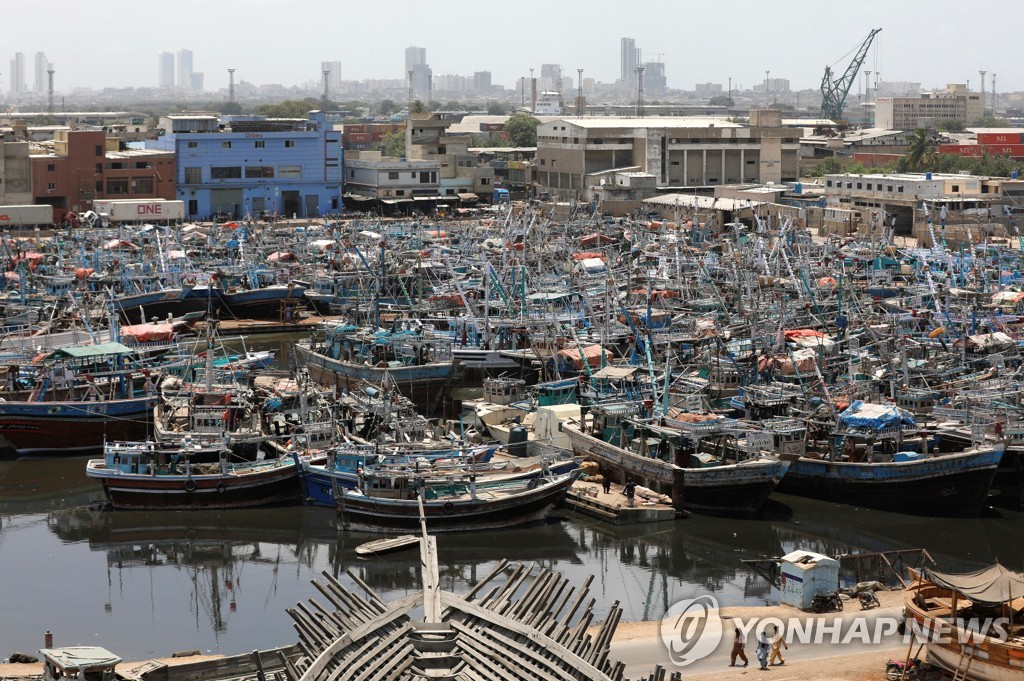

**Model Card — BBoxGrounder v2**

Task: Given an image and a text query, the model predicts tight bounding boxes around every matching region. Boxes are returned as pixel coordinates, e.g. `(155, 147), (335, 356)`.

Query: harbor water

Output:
(1, 451), (1022, 661)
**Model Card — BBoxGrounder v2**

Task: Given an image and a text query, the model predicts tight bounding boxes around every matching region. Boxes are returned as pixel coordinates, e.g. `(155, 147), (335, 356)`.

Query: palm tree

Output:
(410, 100), (427, 114)
(906, 128), (937, 172)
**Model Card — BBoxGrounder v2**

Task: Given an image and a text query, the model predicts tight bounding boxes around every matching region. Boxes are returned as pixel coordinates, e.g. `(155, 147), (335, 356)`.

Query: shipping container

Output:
(982, 144), (1024, 157)
(0, 204), (54, 226)
(344, 124), (365, 133)
(939, 144), (984, 157)
(978, 132), (1023, 145)
(92, 199), (185, 222)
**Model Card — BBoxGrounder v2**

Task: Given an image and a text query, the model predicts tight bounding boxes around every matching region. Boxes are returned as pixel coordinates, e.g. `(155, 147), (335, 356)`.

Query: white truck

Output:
(91, 199), (185, 223)
(0, 204), (54, 227)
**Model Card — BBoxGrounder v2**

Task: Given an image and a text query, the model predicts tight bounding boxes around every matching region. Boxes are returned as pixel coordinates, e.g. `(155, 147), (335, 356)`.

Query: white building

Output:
(33, 52), (50, 93)
(158, 52), (175, 89)
(176, 49), (193, 89)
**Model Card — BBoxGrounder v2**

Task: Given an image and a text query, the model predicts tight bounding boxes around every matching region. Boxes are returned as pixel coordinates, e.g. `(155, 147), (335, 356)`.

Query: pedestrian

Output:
(602, 475), (611, 494)
(729, 627), (748, 667)
(756, 629), (771, 670)
(769, 624), (788, 666)
(624, 479), (637, 507)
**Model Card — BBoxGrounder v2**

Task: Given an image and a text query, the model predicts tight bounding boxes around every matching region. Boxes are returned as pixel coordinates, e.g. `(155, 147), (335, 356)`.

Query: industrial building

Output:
(533, 109), (799, 202)
(875, 84), (984, 131)
(343, 152), (441, 208)
(30, 129), (176, 221)
(147, 111), (342, 220)
(0, 134), (32, 204)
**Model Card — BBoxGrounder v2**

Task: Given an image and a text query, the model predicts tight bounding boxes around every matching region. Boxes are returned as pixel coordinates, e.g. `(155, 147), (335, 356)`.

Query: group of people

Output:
(730, 625), (787, 670)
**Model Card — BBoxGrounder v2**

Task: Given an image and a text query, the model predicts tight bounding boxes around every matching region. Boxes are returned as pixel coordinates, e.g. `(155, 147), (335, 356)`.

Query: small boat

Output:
(354, 534), (419, 557)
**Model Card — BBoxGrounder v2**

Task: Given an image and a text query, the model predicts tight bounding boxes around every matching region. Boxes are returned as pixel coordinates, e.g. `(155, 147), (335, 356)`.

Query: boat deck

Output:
(564, 479), (682, 525)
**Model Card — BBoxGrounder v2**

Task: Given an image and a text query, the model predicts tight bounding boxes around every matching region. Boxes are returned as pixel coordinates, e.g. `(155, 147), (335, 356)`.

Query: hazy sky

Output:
(4, 0), (1020, 94)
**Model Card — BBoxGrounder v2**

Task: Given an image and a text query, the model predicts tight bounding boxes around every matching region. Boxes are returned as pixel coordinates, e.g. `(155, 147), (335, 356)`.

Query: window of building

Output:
(846, 182), (853, 189)
(898, 186), (904, 193)
(279, 165), (302, 178)
(96, 163), (103, 174)
(133, 178), (154, 194)
(540, 159), (546, 166)
(285, 140), (296, 148)
(856, 183), (862, 189)
(95, 181), (103, 192)
(827, 180), (833, 187)
(187, 141), (198, 149)
(184, 167), (202, 184)
(481, 178), (490, 185)
(887, 185), (893, 192)
(419, 171), (432, 184)
(221, 141), (232, 149)
(388, 171), (399, 180)
(396, 190), (405, 196)
(47, 163), (55, 172)
(254, 141), (265, 148)
(349, 169), (355, 178)
(431, 172), (437, 183)
(573, 138), (579, 144)
(245, 166), (274, 178)
(136, 162), (150, 169)
(951, 185), (959, 192)
(95, 145), (103, 156)
(106, 178), (129, 195)
(109, 162), (124, 170)
(188, 199), (198, 215)
(46, 182), (55, 191)
(211, 166), (242, 179)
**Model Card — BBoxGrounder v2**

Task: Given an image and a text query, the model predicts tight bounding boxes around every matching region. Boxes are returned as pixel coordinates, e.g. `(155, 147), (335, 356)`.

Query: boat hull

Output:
(776, 448), (1003, 516)
(0, 398), (155, 457)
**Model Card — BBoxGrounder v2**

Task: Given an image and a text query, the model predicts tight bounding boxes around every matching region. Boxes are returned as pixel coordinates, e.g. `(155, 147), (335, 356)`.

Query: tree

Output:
(709, 95), (735, 107)
(487, 101), (512, 115)
(438, 101), (463, 111)
(379, 131), (406, 158)
(970, 115), (1009, 128)
(505, 113), (540, 147)
(256, 98), (322, 118)
(411, 100), (428, 114)
(221, 102), (243, 115)
(378, 99), (397, 116)
(936, 119), (965, 133)
(905, 128), (937, 172)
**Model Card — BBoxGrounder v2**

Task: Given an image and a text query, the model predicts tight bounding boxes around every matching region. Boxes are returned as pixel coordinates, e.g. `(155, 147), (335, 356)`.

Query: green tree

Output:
(936, 119), (965, 133)
(905, 128), (937, 172)
(427, 100), (441, 111)
(970, 115), (1009, 128)
(221, 101), (243, 115)
(256, 98), (322, 118)
(378, 99), (397, 116)
(439, 101), (463, 111)
(505, 113), (540, 147)
(379, 130), (406, 157)
(708, 95), (734, 107)
(411, 100), (428, 114)
(487, 101), (512, 115)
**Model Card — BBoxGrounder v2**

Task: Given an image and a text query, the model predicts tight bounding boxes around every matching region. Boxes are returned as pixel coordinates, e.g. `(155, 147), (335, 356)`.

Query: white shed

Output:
(779, 550), (840, 610)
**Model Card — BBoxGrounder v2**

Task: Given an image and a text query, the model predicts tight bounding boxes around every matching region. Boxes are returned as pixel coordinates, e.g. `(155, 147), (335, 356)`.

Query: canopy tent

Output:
(837, 400), (916, 431)
(556, 344), (606, 370)
(926, 564), (1024, 606)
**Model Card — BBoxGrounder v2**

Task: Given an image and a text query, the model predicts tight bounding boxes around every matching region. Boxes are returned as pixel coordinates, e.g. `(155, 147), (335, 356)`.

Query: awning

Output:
(592, 365), (637, 380)
(457, 192), (479, 201)
(381, 198), (412, 205)
(343, 193), (376, 201)
(926, 564), (1024, 606)
(54, 342), (136, 358)
(413, 196), (445, 201)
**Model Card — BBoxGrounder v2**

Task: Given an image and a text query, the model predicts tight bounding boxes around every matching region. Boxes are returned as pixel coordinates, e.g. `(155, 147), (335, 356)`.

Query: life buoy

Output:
(442, 501), (455, 514)
(527, 479), (540, 490)
(216, 482), (226, 493)
(184, 479), (197, 492)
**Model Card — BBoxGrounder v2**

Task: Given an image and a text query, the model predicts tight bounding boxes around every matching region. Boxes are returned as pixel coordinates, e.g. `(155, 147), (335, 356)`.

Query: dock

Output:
(197, 315), (340, 336)
(565, 480), (682, 525)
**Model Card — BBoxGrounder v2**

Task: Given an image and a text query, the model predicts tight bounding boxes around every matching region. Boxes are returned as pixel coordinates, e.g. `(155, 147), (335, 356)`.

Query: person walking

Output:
(769, 624), (788, 666)
(602, 475), (611, 494)
(756, 629), (771, 670)
(729, 627), (749, 667)
(624, 479), (637, 507)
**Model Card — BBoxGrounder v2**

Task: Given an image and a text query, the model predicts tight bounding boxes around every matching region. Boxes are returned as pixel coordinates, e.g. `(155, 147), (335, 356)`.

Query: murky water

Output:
(1, 333), (1021, 661)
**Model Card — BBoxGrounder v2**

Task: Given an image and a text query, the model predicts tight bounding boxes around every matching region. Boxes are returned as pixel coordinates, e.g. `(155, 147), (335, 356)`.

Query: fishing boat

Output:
(562, 403), (789, 515)
(329, 469), (578, 533)
(85, 440), (311, 510)
(902, 564), (1024, 681)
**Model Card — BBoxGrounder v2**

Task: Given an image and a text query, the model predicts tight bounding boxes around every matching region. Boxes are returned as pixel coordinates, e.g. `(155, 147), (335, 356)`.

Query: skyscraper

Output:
(33, 52), (50, 93)
(177, 49), (193, 89)
(8, 52), (26, 94)
(158, 52), (175, 88)
(404, 47), (430, 98)
(321, 61), (343, 90)
(473, 71), (491, 93)
(620, 37), (639, 90)
(540, 64), (560, 92)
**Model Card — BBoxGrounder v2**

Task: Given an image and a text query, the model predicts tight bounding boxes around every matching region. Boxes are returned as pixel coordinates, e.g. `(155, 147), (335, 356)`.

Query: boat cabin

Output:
(482, 377), (526, 405)
(40, 647), (121, 681)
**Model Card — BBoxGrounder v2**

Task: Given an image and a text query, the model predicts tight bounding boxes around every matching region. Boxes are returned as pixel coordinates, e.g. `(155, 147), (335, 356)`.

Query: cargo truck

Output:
(0, 205), (55, 227)
(92, 199), (185, 223)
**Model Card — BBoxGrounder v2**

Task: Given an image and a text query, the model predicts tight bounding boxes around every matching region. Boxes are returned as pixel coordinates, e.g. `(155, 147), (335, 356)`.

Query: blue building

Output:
(148, 111), (342, 220)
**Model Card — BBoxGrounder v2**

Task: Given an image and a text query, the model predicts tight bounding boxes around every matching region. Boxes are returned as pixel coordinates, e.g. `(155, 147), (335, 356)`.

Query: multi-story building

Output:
(876, 84), (984, 130)
(177, 49), (193, 89)
(29, 129), (176, 220)
(534, 109), (799, 200)
(148, 111), (342, 220)
(0, 133), (32, 204)
(620, 38), (638, 90)
(877, 81), (922, 98)
(321, 61), (343, 91)
(33, 52), (50, 93)
(344, 151), (440, 206)
(405, 47), (431, 98)
(642, 61), (666, 98)
(341, 122), (404, 152)
(9, 52), (26, 94)
(406, 112), (494, 198)
(473, 71), (491, 93)
(158, 52), (175, 89)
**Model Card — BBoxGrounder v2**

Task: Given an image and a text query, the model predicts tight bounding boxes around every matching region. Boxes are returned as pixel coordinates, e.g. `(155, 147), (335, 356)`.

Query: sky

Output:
(3, 0), (1021, 95)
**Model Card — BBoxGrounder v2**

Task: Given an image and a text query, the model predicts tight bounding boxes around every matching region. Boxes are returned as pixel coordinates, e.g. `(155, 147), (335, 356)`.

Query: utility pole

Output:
(991, 73), (997, 115)
(979, 70), (987, 115)
(227, 68), (236, 105)
(864, 70), (871, 125)
(47, 68), (54, 114)
(322, 69), (330, 111)
(407, 70), (414, 111)
(728, 77), (732, 106)
(765, 70), (771, 105)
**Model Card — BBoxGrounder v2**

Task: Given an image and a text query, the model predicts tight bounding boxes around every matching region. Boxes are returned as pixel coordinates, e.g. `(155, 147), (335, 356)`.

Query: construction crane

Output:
(819, 28), (881, 121)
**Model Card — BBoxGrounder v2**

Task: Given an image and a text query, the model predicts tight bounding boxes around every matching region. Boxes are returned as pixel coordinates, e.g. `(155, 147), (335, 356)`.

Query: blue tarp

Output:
(838, 400), (916, 431)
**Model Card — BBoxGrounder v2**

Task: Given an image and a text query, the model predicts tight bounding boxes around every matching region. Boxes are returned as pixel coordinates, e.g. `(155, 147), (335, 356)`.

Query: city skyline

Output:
(1, 0), (1021, 95)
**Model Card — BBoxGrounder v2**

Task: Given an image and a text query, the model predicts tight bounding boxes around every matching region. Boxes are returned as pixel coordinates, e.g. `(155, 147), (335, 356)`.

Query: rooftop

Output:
(644, 194), (765, 211)
(550, 116), (742, 129)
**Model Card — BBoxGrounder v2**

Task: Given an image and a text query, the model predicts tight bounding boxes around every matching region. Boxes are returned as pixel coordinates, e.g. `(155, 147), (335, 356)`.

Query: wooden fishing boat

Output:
(354, 534), (419, 557)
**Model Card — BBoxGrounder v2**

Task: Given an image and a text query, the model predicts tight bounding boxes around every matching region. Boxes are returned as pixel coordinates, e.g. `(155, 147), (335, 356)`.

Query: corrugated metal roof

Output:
(54, 342), (136, 358)
(547, 117), (742, 129)
(643, 194), (765, 211)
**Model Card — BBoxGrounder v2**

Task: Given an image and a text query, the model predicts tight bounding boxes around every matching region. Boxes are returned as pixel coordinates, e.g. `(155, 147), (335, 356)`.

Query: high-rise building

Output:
(405, 47), (430, 98)
(473, 71), (491, 93)
(540, 64), (560, 92)
(620, 37), (639, 89)
(33, 52), (50, 93)
(177, 49), (194, 89)
(190, 72), (204, 92)
(9, 52), (26, 94)
(321, 61), (343, 90)
(158, 52), (175, 88)
(643, 61), (666, 97)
